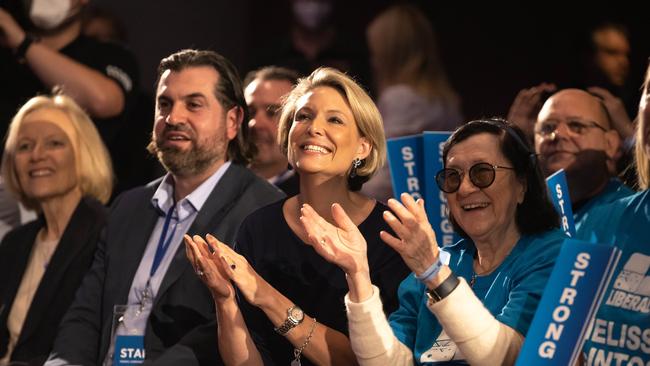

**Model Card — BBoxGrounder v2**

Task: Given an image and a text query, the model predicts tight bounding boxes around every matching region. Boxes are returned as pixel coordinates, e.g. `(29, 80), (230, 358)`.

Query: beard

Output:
(147, 124), (227, 177)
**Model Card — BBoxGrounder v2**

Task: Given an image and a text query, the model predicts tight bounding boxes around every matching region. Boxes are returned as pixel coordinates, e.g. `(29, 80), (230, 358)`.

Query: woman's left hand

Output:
(381, 193), (440, 275)
(203, 234), (270, 307)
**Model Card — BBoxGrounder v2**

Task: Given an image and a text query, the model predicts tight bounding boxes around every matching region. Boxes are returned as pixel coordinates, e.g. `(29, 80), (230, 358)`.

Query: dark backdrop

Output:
(94, 0), (649, 120)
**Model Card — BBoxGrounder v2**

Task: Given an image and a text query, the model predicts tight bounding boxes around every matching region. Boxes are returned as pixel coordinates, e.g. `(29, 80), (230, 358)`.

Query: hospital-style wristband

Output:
(415, 250), (451, 284)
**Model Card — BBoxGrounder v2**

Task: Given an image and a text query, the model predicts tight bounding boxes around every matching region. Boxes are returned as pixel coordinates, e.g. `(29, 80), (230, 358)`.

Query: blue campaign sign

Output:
(422, 131), (458, 247)
(113, 335), (145, 365)
(546, 169), (576, 237)
(515, 239), (621, 366)
(386, 134), (424, 201)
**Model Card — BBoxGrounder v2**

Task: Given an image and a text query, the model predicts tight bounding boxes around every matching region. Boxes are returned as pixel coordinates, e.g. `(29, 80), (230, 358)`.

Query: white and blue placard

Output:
(387, 134), (424, 201)
(113, 335), (145, 365)
(546, 169), (576, 237)
(515, 239), (621, 366)
(422, 131), (459, 247)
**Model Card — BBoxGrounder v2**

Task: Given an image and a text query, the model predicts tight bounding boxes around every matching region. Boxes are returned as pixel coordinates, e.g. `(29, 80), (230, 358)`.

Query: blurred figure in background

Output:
(0, 93), (112, 366)
(251, 0), (370, 88)
(362, 4), (462, 202)
(579, 22), (640, 119)
(0, 0), (139, 198)
(81, 5), (127, 43)
(244, 66), (300, 196)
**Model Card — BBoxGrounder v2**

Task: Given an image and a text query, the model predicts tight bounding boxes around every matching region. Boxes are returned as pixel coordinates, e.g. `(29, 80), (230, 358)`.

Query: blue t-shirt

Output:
(578, 190), (650, 365)
(575, 178), (633, 239)
(388, 229), (565, 365)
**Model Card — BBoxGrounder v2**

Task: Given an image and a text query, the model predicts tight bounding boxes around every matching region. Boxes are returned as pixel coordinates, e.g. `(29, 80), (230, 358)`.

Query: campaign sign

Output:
(387, 134), (424, 201)
(546, 169), (576, 237)
(422, 131), (458, 247)
(515, 239), (621, 366)
(113, 335), (145, 365)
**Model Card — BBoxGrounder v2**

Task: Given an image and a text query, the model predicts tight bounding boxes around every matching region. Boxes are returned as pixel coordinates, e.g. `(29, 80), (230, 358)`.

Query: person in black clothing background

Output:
(0, 0), (139, 197)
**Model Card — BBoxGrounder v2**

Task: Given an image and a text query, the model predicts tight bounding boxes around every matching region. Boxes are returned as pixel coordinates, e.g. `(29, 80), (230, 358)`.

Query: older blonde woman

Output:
(186, 67), (408, 365)
(0, 93), (112, 365)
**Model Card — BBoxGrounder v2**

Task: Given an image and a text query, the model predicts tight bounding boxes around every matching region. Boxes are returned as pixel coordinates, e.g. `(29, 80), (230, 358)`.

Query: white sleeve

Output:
(344, 286), (414, 366)
(427, 277), (524, 366)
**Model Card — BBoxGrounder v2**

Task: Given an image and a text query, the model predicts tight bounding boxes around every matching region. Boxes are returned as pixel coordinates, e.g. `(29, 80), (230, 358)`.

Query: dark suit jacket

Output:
(0, 198), (107, 366)
(46, 164), (285, 366)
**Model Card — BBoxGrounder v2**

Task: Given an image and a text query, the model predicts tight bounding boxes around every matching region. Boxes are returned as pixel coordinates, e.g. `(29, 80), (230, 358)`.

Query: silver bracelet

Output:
(291, 318), (317, 366)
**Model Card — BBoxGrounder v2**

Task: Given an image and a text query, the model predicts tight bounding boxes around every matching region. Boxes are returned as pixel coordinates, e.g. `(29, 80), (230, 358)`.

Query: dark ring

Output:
(230, 264), (236, 270)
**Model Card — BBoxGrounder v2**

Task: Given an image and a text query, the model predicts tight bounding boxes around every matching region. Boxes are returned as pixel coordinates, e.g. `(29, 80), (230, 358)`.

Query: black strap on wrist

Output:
(14, 34), (36, 63)
(426, 272), (460, 303)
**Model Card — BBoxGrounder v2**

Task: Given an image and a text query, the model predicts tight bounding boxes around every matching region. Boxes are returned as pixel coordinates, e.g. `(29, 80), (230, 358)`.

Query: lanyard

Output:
(150, 201), (178, 277)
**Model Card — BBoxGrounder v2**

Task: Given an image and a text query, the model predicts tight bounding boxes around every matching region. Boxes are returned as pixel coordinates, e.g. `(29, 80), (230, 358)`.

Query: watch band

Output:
(274, 305), (303, 335)
(14, 34), (37, 64)
(426, 273), (460, 303)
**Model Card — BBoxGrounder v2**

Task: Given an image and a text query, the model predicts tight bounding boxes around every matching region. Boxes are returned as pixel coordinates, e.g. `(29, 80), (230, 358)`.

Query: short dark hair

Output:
(442, 118), (559, 238)
(157, 49), (253, 164)
(243, 66), (300, 88)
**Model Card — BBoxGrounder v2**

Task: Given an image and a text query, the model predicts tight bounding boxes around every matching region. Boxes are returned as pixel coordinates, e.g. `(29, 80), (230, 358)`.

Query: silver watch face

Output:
(289, 306), (304, 323)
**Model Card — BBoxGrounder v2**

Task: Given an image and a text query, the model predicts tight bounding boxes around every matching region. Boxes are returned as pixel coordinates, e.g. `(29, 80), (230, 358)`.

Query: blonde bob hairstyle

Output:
(2, 93), (114, 210)
(277, 67), (386, 191)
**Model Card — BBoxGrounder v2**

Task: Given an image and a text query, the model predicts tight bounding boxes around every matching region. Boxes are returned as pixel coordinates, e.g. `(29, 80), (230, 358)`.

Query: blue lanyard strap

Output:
(150, 201), (178, 277)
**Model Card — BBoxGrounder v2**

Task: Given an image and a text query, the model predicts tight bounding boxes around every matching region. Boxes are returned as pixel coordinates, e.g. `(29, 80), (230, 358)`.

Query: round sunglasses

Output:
(435, 162), (514, 193)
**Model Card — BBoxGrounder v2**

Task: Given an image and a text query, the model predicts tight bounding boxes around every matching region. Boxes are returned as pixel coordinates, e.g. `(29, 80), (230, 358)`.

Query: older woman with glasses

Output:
(301, 118), (565, 365)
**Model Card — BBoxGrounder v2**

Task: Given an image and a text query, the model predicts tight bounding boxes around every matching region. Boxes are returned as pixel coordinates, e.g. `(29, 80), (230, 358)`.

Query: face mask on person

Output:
(292, 0), (332, 30)
(29, 0), (72, 30)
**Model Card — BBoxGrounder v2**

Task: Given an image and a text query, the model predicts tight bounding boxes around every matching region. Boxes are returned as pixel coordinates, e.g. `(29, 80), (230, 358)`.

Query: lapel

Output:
(0, 221), (41, 323)
(16, 199), (105, 344)
(154, 164), (251, 302)
(112, 183), (161, 305)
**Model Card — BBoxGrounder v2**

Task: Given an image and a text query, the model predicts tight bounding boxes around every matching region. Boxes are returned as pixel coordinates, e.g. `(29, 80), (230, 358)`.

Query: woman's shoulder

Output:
(1, 219), (43, 248)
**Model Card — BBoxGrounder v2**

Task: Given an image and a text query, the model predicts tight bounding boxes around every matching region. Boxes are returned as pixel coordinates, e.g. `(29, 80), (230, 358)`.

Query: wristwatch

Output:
(274, 305), (304, 335)
(426, 273), (460, 303)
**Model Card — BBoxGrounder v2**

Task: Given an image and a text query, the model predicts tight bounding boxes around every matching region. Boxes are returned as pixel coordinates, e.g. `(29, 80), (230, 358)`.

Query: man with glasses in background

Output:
(533, 88), (633, 236)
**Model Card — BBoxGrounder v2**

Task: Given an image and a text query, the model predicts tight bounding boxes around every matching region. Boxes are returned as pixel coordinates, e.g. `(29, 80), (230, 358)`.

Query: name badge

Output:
(113, 335), (145, 365)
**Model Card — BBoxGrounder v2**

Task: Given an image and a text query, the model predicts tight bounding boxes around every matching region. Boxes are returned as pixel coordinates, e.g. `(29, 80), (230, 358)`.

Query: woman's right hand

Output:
(300, 202), (374, 302)
(184, 234), (234, 304)
(300, 203), (370, 276)
(381, 193), (440, 276)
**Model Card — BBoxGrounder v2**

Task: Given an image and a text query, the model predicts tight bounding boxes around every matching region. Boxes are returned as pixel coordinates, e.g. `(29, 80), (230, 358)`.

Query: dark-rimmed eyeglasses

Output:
(435, 162), (515, 193)
(534, 119), (607, 137)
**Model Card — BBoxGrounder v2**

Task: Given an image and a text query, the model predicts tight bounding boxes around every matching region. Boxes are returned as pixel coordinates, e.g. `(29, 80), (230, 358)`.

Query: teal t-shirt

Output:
(575, 178), (633, 239)
(578, 190), (650, 365)
(388, 229), (565, 365)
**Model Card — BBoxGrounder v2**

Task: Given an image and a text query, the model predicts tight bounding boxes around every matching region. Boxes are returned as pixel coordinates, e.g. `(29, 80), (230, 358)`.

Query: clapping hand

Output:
(381, 193), (440, 276)
(300, 203), (370, 276)
(184, 234), (234, 303)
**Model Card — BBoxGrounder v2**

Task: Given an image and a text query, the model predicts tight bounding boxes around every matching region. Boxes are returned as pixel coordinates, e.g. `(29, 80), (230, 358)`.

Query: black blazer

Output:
(0, 197), (107, 366)
(46, 164), (285, 366)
